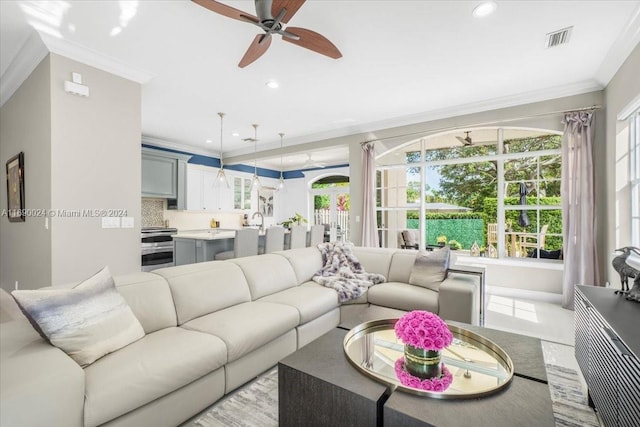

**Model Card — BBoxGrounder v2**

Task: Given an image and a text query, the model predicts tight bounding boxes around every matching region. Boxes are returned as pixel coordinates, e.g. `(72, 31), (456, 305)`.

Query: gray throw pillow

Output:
(12, 266), (144, 367)
(408, 247), (450, 292)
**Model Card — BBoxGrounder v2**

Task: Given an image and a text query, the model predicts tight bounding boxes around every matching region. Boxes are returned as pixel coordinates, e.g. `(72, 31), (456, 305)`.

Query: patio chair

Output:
(519, 224), (549, 255)
(400, 229), (419, 249)
(487, 223), (498, 247)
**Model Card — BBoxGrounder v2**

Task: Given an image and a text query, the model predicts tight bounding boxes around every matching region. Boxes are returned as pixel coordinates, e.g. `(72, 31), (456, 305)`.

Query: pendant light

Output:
(216, 112), (230, 188)
(276, 132), (285, 191)
(250, 123), (261, 191)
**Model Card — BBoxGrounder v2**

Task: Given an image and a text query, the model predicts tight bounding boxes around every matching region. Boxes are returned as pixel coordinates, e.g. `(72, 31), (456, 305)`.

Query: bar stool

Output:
(260, 226), (285, 254)
(215, 228), (259, 260)
(310, 224), (325, 246)
(289, 225), (307, 249)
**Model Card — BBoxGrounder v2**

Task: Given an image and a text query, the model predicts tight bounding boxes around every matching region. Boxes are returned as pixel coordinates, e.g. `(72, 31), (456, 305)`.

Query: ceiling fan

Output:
(456, 131), (473, 146)
(303, 154), (326, 168)
(192, 0), (342, 68)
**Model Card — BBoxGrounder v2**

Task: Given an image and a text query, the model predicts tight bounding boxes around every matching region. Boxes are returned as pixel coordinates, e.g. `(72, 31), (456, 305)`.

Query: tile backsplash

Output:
(141, 198), (164, 228)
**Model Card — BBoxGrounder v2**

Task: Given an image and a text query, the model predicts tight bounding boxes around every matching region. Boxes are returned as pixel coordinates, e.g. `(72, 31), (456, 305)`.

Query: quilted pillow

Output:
(408, 247), (450, 292)
(11, 267), (144, 367)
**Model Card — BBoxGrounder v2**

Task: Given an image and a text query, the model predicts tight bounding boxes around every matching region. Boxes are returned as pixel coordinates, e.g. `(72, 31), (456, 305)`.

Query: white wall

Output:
(1, 53), (142, 289)
(0, 56), (52, 291)
(604, 42), (640, 287)
(49, 54), (142, 285)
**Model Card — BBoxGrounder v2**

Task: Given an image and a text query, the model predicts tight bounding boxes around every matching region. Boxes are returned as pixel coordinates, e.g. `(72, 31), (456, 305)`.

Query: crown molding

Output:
(0, 30), (48, 107)
(141, 135), (220, 158)
(595, 3), (640, 86)
(39, 33), (155, 84)
(0, 30), (156, 108)
(225, 79), (604, 159)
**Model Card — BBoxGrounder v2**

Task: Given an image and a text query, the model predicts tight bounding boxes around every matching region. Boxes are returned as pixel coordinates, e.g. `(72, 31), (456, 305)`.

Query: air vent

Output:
(545, 26), (572, 48)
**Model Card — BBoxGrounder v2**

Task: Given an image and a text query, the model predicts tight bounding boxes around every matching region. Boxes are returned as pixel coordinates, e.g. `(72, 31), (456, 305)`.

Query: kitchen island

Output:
(173, 228), (297, 265)
(173, 229), (239, 265)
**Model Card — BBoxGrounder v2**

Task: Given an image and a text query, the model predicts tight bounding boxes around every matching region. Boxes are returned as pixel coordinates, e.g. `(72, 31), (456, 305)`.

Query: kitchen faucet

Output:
(252, 211), (264, 231)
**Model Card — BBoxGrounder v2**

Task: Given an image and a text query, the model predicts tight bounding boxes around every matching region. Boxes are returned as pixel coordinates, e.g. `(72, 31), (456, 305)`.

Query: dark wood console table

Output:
(575, 285), (640, 427)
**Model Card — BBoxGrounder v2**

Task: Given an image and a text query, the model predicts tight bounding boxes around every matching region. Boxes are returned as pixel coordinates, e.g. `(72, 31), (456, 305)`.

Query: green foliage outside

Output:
(483, 197), (563, 250)
(406, 214), (485, 249)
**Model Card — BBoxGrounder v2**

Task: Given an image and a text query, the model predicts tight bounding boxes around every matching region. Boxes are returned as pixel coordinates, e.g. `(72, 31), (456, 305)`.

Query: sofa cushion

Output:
(115, 272), (177, 333)
(388, 250), (419, 283)
(230, 254), (298, 300)
(367, 282), (439, 313)
(300, 280), (368, 304)
(259, 285), (339, 324)
(83, 327), (226, 427)
(11, 267), (144, 367)
(275, 247), (324, 284)
(181, 301), (299, 362)
(153, 261), (251, 325)
(408, 247), (450, 291)
(351, 247), (396, 278)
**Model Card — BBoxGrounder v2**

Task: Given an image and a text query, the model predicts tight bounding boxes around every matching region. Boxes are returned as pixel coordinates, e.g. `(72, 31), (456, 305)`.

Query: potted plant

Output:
(280, 213), (307, 229)
(393, 310), (454, 391)
(447, 240), (462, 250)
(436, 235), (447, 247)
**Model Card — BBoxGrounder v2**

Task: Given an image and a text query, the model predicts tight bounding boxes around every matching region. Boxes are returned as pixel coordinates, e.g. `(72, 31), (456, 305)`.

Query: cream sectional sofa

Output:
(0, 246), (479, 427)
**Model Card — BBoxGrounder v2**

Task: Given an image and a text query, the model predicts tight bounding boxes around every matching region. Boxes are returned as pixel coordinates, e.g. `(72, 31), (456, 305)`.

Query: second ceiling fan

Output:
(192, 0), (342, 68)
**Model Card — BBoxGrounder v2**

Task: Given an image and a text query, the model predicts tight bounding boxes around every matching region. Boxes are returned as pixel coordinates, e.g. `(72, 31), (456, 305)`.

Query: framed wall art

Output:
(258, 187), (274, 217)
(6, 152), (25, 222)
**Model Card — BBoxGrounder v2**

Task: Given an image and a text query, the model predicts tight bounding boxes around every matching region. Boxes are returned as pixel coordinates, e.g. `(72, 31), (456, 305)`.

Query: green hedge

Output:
(407, 217), (485, 249)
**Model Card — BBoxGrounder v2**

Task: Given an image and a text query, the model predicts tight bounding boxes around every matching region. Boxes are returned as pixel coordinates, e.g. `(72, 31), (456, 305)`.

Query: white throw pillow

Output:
(12, 266), (144, 367)
(408, 247), (450, 292)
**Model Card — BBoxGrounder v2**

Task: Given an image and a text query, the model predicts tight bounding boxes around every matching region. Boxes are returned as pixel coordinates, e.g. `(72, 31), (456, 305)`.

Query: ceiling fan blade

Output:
(272, 0), (305, 23)
(191, 0), (258, 24)
(238, 34), (272, 68)
(455, 136), (473, 146)
(282, 27), (342, 59)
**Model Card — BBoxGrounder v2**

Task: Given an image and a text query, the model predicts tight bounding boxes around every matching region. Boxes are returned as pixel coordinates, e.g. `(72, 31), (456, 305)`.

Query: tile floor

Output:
(484, 286), (592, 410)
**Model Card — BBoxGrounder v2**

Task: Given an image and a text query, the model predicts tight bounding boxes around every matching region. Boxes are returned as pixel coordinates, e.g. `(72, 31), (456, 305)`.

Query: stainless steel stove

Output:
(141, 227), (178, 272)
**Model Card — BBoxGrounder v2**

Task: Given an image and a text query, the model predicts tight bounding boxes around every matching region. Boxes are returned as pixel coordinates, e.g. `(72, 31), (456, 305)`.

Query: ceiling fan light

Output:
(472, 1), (497, 18)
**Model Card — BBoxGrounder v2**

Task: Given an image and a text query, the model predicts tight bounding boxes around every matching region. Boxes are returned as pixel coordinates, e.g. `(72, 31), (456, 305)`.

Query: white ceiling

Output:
(1, 1), (639, 171)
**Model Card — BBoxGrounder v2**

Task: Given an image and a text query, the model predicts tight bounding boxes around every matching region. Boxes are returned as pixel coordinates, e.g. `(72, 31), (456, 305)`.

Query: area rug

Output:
(545, 364), (599, 427)
(183, 347), (599, 426)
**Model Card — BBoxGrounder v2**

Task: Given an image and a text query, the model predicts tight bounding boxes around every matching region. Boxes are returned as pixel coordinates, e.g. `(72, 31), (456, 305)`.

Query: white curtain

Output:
(561, 111), (599, 309)
(361, 142), (379, 247)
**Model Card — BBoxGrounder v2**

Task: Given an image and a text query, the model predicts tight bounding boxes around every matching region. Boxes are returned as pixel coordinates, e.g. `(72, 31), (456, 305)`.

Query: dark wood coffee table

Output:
(279, 324), (555, 427)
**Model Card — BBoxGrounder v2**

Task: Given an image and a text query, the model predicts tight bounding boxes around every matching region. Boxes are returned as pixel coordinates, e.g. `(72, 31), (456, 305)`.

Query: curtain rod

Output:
(363, 105), (602, 144)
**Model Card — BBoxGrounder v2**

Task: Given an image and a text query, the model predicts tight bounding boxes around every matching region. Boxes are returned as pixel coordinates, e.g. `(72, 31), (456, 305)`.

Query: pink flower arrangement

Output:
(394, 358), (454, 391)
(394, 310), (453, 351)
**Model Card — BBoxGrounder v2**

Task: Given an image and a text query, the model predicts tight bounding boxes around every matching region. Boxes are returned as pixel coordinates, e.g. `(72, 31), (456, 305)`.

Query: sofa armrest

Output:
(1, 320), (85, 427)
(438, 273), (479, 325)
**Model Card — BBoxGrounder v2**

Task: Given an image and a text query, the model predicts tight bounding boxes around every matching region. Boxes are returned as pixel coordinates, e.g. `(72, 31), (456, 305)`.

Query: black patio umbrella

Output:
(518, 182), (530, 227)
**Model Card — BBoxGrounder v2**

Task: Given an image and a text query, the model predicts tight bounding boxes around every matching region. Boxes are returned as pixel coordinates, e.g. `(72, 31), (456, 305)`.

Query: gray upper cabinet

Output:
(142, 147), (191, 207)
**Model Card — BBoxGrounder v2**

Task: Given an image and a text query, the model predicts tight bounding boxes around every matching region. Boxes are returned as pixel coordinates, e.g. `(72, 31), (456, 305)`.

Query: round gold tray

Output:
(343, 319), (514, 399)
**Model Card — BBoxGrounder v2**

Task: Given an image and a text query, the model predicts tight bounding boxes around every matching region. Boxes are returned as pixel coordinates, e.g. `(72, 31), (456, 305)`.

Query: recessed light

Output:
(205, 139), (213, 144)
(109, 26), (122, 36)
(266, 80), (279, 89)
(231, 132), (240, 137)
(472, 1), (497, 18)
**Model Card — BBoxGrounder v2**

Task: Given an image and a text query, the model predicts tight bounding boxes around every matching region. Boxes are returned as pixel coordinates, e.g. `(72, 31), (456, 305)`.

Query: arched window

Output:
(376, 127), (563, 261)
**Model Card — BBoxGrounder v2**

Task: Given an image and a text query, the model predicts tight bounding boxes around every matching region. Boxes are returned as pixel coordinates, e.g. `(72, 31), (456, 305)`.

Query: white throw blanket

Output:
(312, 242), (386, 302)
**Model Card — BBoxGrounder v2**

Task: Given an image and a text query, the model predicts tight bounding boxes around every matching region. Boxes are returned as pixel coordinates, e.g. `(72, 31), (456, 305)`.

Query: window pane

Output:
(503, 132), (561, 154)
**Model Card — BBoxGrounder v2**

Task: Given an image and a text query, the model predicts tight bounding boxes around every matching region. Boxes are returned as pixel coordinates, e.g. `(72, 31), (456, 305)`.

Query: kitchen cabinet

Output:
(575, 286), (640, 426)
(142, 147), (190, 208)
(186, 165), (241, 211)
(186, 166), (221, 211)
